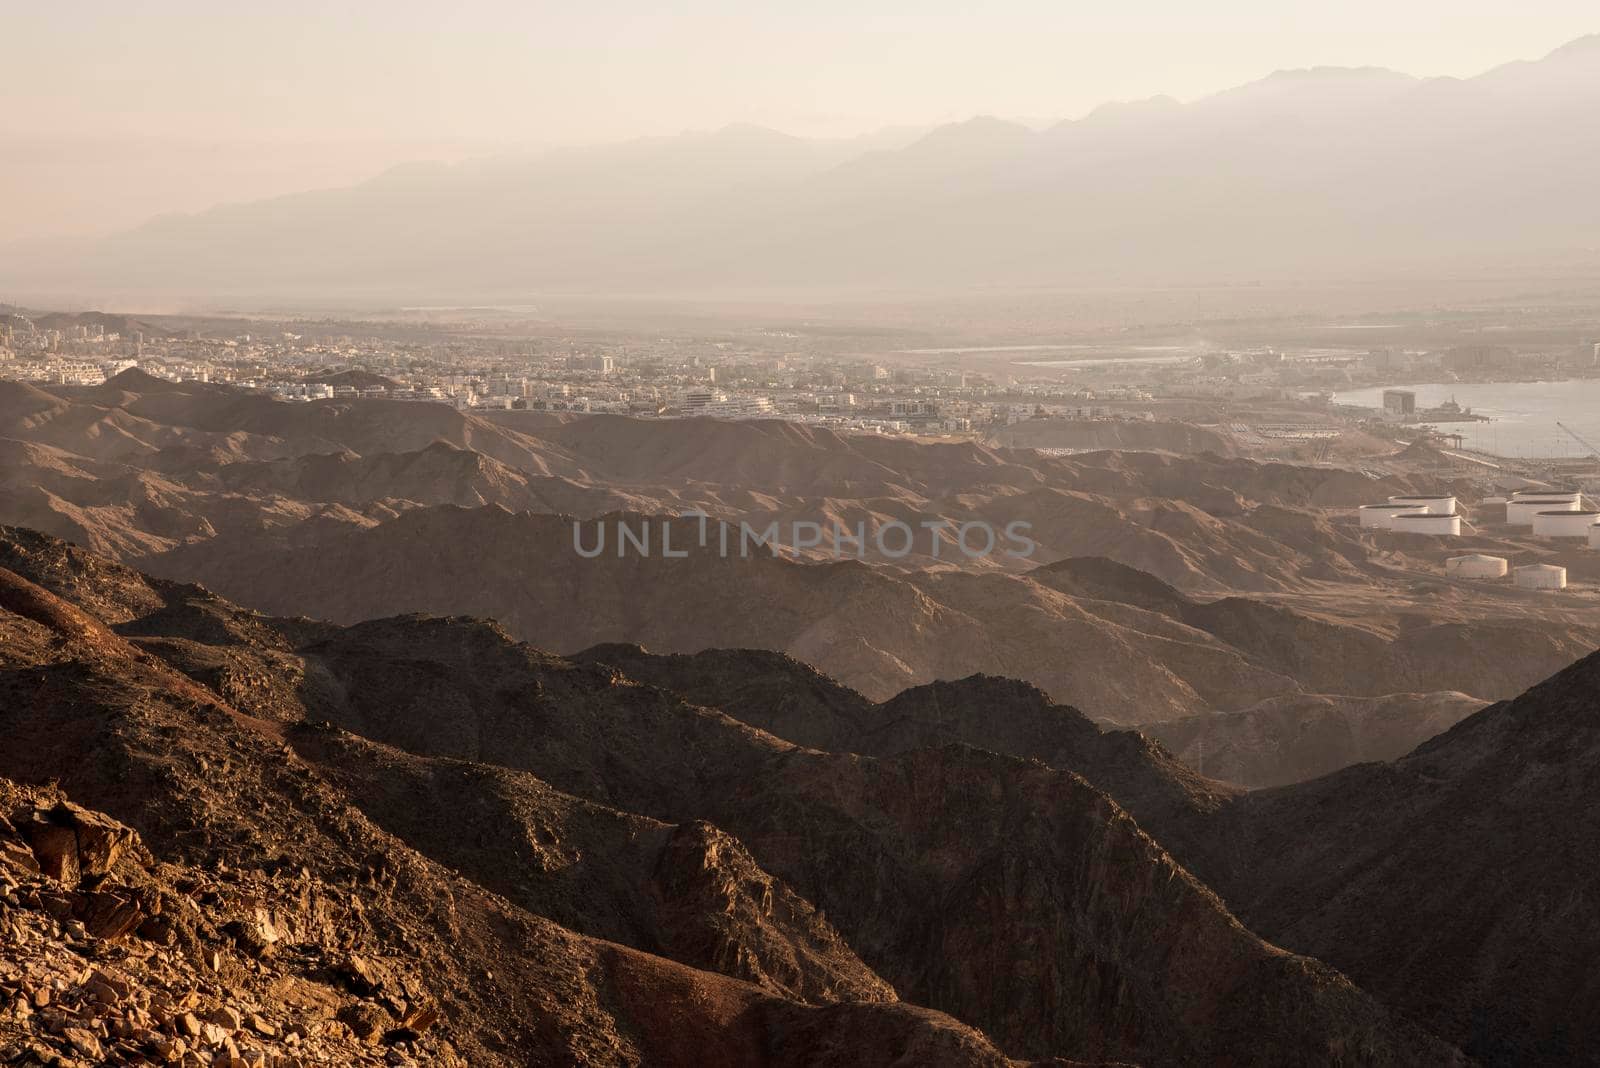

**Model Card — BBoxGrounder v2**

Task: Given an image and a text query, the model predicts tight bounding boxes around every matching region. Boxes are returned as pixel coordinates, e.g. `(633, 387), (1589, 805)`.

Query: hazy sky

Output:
(3, 2), (1596, 241)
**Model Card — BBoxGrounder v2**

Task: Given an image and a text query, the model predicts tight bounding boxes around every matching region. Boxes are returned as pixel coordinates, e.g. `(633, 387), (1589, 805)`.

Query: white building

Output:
(699, 396), (775, 418)
(680, 389), (722, 410)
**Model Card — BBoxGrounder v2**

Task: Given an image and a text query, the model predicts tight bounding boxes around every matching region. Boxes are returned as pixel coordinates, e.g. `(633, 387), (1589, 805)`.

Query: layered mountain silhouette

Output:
(14, 36), (1600, 297)
(3, 371), (1593, 791)
(582, 633), (1600, 1064)
(1180, 650), (1600, 1065)
(0, 525), (1480, 1065)
(141, 504), (1584, 727)
(7, 522), (1600, 1062)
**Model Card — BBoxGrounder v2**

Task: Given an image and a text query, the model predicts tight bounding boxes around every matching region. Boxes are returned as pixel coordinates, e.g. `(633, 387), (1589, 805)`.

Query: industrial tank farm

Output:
(1356, 487), (1600, 591)
(1357, 493), (1463, 536)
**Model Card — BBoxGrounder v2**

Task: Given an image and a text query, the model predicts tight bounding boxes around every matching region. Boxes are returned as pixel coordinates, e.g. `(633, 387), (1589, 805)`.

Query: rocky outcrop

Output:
(12, 802), (137, 889)
(0, 779), (449, 1067)
(287, 725), (898, 1008)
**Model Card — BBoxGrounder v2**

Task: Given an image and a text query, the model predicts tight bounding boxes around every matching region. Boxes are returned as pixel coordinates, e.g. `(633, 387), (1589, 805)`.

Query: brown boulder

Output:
(337, 1002), (390, 1044)
(337, 954), (383, 995)
(78, 887), (148, 940)
(0, 838), (40, 874)
(399, 1003), (440, 1033)
(15, 801), (137, 887)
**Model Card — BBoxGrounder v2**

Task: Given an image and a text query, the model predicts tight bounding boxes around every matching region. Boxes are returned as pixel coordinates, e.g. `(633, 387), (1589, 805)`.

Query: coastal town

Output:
(11, 11), (1600, 1068)
(5, 308), (1600, 458)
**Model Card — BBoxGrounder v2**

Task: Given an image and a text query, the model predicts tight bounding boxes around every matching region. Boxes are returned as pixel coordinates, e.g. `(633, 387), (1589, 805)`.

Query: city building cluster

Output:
(6, 309), (1597, 446)
(0, 312), (1174, 438)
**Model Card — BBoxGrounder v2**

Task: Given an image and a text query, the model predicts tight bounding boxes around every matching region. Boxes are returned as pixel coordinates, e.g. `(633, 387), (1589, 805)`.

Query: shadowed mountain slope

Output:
(1179, 650), (1600, 1066)
(0, 525), (1463, 1066)
(138, 505), (1590, 731)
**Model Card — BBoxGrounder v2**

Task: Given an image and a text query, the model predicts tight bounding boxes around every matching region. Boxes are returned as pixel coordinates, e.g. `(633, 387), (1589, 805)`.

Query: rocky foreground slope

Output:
(0, 532), (1055, 1067)
(0, 525), (1465, 1066)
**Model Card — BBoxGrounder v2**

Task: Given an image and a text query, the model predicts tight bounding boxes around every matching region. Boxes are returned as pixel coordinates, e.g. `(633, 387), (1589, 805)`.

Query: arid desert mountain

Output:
(574, 643), (1482, 794)
(0, 525), (1474, 1066)
(0, 527), (1082, 1067)
(579, 634), (1600, 1064)
(1136, 690), (1486, 789)
(14, 8), (1600, 1066)
(1, 371), (1595, 789)
(4, 373), (1426, 581)
(140, 505), (1590, 726)
(1177, 648), (1600, 1065)
(12, 37), (1600, 296)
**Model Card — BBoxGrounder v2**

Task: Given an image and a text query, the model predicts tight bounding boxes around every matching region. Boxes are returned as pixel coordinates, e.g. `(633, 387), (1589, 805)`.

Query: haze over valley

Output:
(6, 11), (1600, 1068)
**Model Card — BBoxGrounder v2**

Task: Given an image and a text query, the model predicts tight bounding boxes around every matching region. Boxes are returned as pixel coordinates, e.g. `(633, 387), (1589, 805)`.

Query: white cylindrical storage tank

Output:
(1446, 554), (1508, 579)
(1532, 510), (1600, 538)
(1391, 512), (1462, 536)
(1515, 564), (1567, 590)
(1512, 490), (1581, 503)
(1360, 503), (1428, 528)
(1387, 494), (1457, 515)
(1507, 497), (1583, 526)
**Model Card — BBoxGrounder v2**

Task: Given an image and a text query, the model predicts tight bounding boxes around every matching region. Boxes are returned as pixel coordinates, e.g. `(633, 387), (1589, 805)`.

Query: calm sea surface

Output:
(1336, 380), (1600, 458)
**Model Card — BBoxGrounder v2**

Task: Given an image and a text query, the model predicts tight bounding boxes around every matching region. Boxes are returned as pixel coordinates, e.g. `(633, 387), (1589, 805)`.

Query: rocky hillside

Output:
(4, 374), (1588, 746)
(141, 505), (1592, 732)
(0, 525), (1464, 1066)
(1173, 650), (1600, 1065)
(565, 624), (1600, 1063)
(3, 372), (1477, 590)
(1137, 690), (1485, 789)
(575, 643), (1485, 792)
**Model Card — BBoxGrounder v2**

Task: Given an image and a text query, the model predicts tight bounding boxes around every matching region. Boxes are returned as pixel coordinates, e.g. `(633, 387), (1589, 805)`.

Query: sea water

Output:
(1336, 380), (1600, 459)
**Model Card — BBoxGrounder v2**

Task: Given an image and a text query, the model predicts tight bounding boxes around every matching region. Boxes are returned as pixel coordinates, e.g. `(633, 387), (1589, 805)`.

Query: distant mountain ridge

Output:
(11, 36), (1600, 298)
